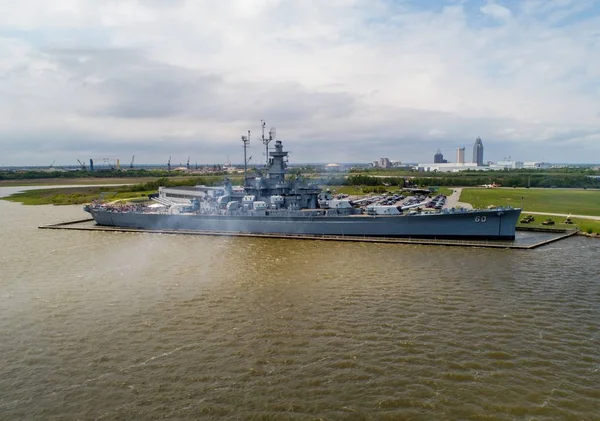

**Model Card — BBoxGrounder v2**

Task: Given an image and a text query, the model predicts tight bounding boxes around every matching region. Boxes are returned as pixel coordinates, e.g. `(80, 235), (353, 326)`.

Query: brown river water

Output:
(0, 187), (599, 420)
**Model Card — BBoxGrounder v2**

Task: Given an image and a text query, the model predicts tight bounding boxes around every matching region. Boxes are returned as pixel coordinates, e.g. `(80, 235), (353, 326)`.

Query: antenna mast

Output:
(261, 120), (267, 168)
(261, 120), (274, 169)
(242, 129), (250, 181)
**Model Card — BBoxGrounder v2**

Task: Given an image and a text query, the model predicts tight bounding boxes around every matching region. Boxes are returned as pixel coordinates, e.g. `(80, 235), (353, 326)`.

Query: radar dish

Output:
(269, 127), (276, 140)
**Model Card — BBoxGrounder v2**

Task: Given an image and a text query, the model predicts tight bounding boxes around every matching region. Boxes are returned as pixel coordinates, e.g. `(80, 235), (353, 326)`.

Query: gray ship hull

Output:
(88, 208), (522, 240)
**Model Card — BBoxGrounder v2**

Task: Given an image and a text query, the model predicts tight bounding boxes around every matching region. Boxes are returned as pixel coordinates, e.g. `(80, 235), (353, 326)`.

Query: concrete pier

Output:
(38, 218), (579, 249)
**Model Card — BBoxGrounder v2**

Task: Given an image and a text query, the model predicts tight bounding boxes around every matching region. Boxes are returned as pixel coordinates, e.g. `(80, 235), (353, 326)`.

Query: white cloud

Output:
(0, 0), (599, 165)
(480, 1), (512, 21)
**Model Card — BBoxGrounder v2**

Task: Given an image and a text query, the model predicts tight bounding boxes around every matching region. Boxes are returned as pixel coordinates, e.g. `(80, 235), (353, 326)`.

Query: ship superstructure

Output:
(239, 138), (321, 211)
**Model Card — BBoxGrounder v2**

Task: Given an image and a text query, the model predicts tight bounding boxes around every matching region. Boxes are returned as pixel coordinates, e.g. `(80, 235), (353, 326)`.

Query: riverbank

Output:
(579, 231), (600, 238)
(2, 186), (155, 205)
(3, 183), (600, 234)
(458, 187), (600, 235)
(0, 176), (235, 205)
(0, 175), (225, 187)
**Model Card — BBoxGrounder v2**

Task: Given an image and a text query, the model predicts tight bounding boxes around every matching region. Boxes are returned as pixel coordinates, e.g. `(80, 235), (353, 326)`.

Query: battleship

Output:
(85, 124), (522, 240)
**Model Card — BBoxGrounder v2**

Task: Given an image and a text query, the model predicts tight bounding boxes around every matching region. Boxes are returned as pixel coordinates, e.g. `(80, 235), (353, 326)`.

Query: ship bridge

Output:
(267, 140), (288, 183)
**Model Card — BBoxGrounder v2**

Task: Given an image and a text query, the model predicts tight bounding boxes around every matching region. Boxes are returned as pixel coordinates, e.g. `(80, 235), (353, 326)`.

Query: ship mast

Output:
(261, 120), (276, 170)
(241, 129), (250, 181)
(261, 120), (267, 169)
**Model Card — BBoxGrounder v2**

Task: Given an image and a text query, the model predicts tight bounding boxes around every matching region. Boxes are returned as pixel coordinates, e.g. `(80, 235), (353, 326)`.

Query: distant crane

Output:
(129, 155), (135, 169)
(77, 159), (87, 170)
(90, 158), (119, 170)
(167, 156), (171, 172)
(106, 158), (121, 170)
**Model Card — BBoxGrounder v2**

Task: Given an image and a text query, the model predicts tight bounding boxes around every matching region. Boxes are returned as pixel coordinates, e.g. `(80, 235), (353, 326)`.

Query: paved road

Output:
(445, 188), (473, 210)
(523, 211), (600, 221)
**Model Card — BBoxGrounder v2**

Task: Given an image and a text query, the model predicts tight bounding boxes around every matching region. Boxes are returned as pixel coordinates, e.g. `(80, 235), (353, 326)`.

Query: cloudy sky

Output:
(1, 0), (599, 166)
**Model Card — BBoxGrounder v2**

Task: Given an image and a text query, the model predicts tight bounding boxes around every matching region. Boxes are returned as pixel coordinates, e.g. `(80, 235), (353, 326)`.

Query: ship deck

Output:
(38, 218), (579, 249)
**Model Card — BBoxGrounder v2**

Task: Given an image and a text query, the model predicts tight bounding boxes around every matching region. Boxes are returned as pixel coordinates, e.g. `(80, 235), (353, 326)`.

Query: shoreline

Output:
(0, 176), (191, 187)
(3, 184), (599, 236)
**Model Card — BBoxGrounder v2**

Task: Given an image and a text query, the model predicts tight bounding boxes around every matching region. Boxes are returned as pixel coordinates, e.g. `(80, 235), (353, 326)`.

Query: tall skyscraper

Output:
(456, 147), (465, 164)
(472, 137), (484, 166)
(434, 149), (444, 163)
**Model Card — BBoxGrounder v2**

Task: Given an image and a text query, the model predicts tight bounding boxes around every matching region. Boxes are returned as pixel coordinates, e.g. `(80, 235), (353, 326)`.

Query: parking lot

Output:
(345, 190), (449, 214)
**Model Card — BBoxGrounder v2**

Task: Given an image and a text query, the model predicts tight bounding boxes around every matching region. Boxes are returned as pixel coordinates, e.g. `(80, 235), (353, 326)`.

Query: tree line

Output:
(0, 169), (227, 180)
(320, 173), (600, 189)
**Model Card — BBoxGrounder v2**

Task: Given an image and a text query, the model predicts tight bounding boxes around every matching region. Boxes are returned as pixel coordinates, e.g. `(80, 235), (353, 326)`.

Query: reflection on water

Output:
(0, 187), (599, 420)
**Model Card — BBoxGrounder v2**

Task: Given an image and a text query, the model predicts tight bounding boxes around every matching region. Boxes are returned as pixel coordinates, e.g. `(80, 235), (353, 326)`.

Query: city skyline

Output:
(1, 0), (599, 165)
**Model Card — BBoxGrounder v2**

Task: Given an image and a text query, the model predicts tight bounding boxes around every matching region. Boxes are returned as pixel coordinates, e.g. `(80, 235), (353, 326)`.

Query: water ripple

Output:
(0, 197), (599, 419)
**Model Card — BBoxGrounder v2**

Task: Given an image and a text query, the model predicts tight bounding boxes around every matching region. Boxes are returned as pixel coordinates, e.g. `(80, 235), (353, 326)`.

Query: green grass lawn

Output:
(568, 218), (600, 234)
(3, 187), (156, 205)
(460, 188), (600, 216)
(436, 187), (454, 196)
(517, 216), (600, 235)
(460, 187), (600, 234)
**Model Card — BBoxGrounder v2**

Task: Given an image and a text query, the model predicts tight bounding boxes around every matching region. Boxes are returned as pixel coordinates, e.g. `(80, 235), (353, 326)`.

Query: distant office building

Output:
(494, 160), (523, 170)
(379, 157), (391, 168)
(372, 157), (392, 168)
(416, 163), (481, 172)
(472, 137), (484, 166)
(433, 149), (448, 163)
(456, 147), (465, 164)
(522, 161), (551, 169)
